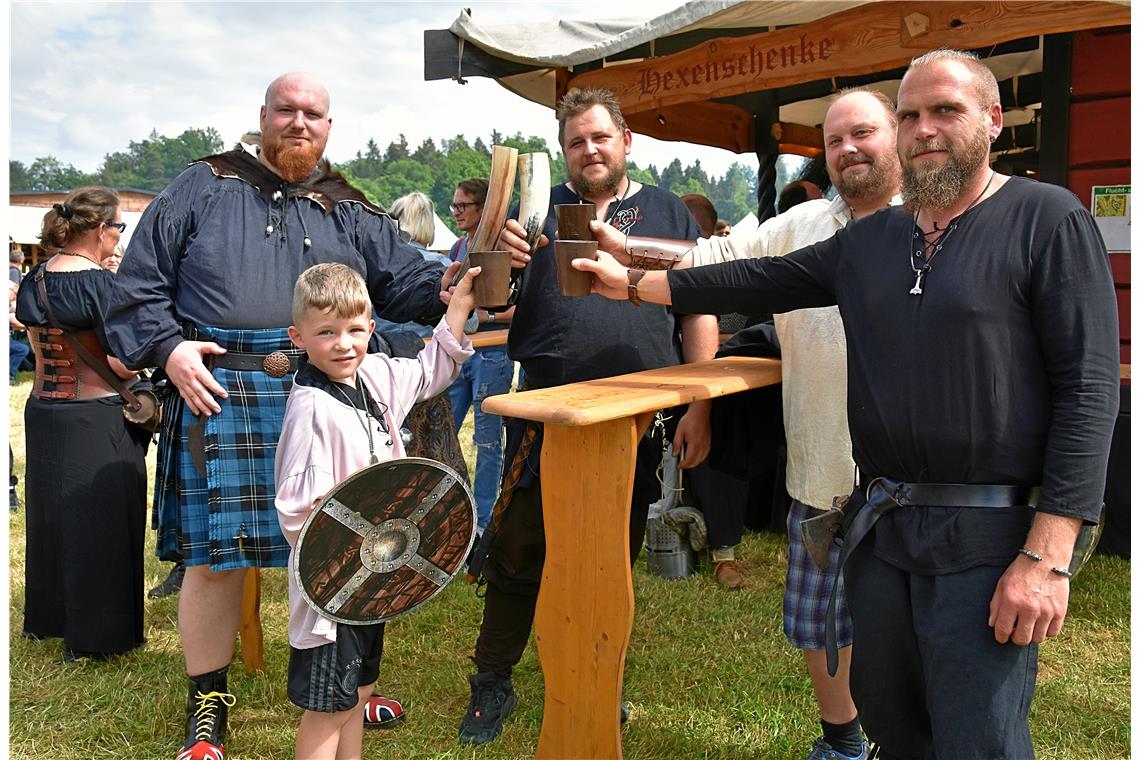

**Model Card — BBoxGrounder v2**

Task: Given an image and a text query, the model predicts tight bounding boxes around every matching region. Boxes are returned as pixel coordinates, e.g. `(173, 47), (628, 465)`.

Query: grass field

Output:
(6, 373), (1131, 759)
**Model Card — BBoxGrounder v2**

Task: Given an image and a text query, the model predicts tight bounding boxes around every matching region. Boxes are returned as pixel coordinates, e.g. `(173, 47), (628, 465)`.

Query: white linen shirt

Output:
(274, 319), (474, 648)
(691, 195), (898, 509)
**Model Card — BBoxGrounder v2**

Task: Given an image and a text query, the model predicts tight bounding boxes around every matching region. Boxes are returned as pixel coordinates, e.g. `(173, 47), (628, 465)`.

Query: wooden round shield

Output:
(294, 457), (476, 624)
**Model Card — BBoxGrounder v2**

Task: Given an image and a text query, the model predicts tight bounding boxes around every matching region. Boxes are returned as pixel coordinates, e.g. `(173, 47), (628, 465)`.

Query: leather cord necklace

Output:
(908, 170), (995, 296)
(604, 177), (632, 226)
(328, 376), (391, 464)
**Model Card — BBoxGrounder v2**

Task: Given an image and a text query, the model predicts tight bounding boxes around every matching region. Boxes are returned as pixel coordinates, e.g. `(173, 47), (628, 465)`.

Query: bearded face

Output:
(569, 149), (627, 197)
(832, 151), (898, 201)
(821, 91), (902, 206)
(900, 118), (991, 211)
(561, 105), (632, 199)
(261, 131), (326, 184)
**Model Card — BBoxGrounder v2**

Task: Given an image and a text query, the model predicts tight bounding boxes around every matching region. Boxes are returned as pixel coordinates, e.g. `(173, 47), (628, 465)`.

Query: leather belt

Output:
(860, 480), (1037, 509)
(208, 350), (300, 378)
(823, 478), (1036, 677)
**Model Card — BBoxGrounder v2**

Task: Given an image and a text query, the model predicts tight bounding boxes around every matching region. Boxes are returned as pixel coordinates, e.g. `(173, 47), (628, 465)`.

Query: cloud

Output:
(9, 1), (755, 180)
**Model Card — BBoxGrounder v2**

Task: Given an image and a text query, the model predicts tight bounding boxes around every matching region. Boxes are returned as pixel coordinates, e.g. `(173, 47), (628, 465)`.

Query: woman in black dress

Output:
(16, 187), (150, 661)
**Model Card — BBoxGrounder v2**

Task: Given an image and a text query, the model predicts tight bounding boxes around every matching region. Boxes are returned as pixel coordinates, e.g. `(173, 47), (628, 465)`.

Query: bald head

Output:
(259, 72), (332, 182)
(265, 72), (330, 111)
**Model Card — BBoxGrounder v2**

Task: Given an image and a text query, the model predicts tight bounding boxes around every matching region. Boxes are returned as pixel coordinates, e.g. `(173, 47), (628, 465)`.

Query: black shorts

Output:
(287, 622), (386, 713)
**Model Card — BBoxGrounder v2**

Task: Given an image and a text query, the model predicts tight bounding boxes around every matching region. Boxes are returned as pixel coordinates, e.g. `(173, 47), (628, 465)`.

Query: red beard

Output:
(263, 137), (324, 183)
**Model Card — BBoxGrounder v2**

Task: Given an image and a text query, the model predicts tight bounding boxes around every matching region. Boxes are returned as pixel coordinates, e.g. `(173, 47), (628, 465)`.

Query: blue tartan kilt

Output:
(154, 325), (302, 570)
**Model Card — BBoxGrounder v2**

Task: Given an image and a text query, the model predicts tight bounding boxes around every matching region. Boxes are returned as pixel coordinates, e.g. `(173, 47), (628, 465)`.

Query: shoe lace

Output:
(192, 690), (236, 743)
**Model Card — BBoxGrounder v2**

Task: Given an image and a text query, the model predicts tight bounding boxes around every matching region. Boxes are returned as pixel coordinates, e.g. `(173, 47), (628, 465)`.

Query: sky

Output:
(7, 1), (758, 181)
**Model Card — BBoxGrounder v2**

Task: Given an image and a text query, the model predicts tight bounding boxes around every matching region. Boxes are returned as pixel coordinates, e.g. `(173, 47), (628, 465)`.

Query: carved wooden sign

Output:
(568, 0), (1129, 116)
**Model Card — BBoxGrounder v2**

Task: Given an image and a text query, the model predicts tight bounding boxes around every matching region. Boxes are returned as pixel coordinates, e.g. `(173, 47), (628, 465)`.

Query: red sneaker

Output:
(363, 695), (405, 729)
(175, 740), (225, 760)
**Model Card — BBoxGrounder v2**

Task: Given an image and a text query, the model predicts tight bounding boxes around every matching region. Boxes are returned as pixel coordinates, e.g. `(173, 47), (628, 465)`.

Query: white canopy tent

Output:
(731, 211), (759, 237)
(429, 212), (458, 253)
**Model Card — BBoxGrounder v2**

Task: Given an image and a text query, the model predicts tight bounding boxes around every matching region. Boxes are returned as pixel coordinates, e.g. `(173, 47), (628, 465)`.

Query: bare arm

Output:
(444, 267), (480, 342)
(588, 219), (699, 270)
(672, 313), (718, 468)
(575, 250), (674, 305)
(474, 305), (515, 326)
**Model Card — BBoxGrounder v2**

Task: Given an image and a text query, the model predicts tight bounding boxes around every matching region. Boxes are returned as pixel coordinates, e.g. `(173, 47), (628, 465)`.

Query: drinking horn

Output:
(516, 152), (550, 251)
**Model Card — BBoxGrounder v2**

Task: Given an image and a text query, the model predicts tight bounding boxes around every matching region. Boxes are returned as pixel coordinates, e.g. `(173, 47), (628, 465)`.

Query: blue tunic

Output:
(104, 151), (447, 569)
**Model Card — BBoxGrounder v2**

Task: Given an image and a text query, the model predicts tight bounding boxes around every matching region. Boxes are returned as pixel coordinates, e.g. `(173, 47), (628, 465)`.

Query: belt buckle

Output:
(262, 351), (291, 378)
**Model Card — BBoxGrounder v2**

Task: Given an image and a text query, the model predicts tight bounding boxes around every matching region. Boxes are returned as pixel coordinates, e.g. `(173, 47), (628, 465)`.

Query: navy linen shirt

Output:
(508, 183), (700, 388)
(105, 158), (446, 369)
(670, 177), (1118, 572)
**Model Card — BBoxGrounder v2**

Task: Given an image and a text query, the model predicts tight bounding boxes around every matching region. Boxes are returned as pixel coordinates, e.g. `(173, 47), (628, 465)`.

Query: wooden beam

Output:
(775, 122), (823, 150)
(625, 100), (754, 152)
(779, 143), (823, 159)
(568, 1), (1129, 116)
(555, 67), (571, 109)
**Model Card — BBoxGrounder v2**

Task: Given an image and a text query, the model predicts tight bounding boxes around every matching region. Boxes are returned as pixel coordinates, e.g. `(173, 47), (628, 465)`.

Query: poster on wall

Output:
(1090, 185), (1130, 252)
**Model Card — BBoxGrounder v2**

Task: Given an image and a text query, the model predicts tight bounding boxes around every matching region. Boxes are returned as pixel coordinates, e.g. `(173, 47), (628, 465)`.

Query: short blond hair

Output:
(906, 49), (1000, 111)
(292, 263), (371, 323)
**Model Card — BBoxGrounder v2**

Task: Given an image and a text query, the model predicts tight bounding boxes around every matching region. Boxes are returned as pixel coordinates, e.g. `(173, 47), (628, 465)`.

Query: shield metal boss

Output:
(295, 457), (476, 624)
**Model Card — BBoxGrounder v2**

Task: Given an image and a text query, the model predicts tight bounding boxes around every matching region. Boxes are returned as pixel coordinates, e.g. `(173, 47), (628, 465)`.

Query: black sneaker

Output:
(458, 671), (516, 746)
(177, 689), (235, 760)
(149, 561), (186, 599)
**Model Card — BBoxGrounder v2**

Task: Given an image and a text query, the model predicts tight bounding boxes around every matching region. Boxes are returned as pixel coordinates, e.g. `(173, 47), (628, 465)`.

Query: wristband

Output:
(1017, 547), (1043, 562)
(1050, 565), (1073, 578)
(627, 268), (646, 306)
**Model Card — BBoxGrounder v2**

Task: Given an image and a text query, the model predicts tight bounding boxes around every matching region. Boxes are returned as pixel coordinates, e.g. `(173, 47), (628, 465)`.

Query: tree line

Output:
(10, 127), (761, 234)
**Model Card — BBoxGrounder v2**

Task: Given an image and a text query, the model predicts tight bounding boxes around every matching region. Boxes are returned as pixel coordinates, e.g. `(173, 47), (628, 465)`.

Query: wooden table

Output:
(481, 356), (782, 759)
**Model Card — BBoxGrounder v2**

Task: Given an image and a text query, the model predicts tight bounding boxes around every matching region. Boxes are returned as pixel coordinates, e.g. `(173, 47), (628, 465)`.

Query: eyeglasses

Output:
(106, 221), (127, 233)
(449, 202), (479, 213)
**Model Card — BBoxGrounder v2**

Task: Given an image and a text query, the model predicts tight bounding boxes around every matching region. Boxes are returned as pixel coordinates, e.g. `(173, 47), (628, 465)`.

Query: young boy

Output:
(275, 262), (478, 759)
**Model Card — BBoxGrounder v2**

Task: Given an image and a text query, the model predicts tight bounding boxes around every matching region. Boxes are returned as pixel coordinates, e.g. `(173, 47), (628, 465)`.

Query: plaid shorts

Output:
(288, 623), (386, 713)
(783, 499), (852, 650)
(154, 325), (300, 570)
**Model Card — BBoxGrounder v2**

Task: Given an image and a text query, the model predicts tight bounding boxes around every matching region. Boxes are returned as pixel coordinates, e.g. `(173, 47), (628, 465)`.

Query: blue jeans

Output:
(448, 347), (512, 530)
(10, 335), (30, 382)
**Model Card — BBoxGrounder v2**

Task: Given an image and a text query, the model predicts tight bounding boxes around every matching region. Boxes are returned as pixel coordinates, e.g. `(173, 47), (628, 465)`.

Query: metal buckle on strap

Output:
(209, 350), (298, 377)
(262, 351), (292, 378)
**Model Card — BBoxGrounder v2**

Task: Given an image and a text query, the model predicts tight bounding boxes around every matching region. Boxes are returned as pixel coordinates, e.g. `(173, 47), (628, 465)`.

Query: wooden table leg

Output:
(239, 568), (265, 674)
(535, 418), (639, 760)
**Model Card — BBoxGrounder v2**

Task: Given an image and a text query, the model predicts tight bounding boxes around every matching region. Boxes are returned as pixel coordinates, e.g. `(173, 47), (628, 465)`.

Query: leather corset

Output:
(28, 326), (119, 400)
